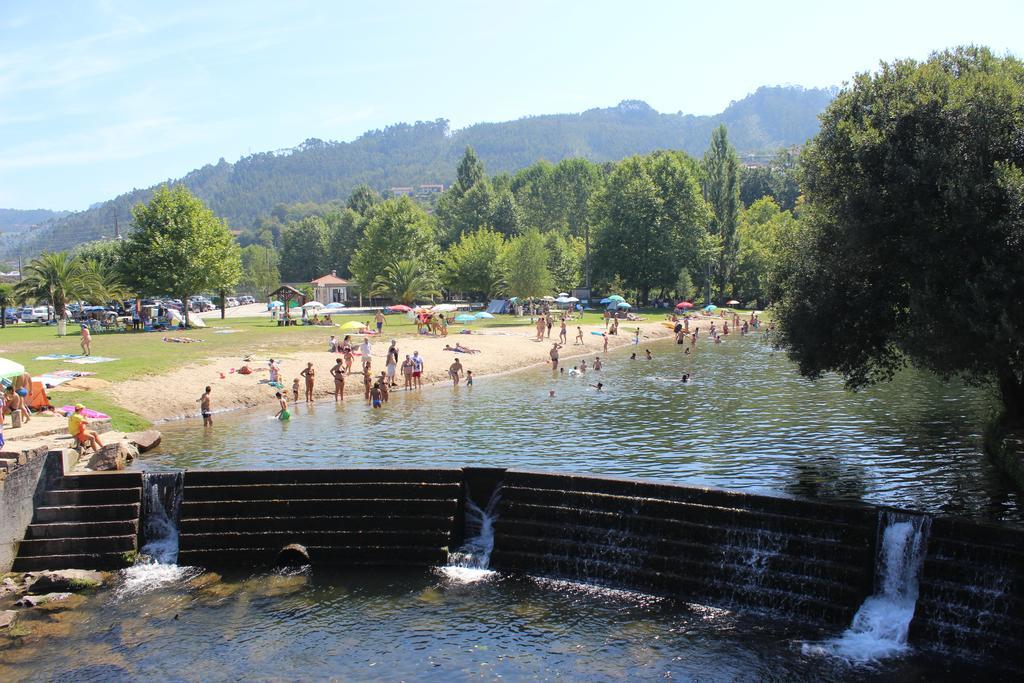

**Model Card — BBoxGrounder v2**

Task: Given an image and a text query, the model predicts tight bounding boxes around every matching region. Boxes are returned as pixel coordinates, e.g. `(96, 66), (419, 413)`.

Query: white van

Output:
(21, 306), (50, 323)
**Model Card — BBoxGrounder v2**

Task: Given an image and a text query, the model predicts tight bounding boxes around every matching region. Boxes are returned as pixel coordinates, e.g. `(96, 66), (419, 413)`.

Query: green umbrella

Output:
(0, 358), (25, 381)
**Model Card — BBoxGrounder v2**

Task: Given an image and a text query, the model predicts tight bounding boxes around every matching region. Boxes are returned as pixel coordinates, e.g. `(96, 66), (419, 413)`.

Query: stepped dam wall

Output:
(6, 465), (1023, 669)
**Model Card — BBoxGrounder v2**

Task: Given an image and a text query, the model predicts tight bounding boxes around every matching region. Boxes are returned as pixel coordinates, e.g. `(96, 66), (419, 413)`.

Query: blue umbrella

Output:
(607, 295), (625, 302)
(599, 297), (613, 304)
(474, 311), (494, 319)
(454, 313), (477, 323)
(704, 304), (717, 312)
(616, 302), (632, 309)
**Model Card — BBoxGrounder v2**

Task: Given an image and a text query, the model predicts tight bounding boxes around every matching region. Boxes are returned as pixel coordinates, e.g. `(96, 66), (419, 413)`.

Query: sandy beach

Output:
(112, 316), (729, 422)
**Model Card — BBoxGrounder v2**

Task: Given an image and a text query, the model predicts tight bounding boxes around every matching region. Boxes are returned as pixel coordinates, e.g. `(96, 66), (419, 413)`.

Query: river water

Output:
(4, 335), (1019, 680)
(146, 333), (1022, 523)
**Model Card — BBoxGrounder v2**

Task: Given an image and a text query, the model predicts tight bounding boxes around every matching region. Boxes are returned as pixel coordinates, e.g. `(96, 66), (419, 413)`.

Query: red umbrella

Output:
(675, 301), (694, 309)
(387, 304), (412, 312)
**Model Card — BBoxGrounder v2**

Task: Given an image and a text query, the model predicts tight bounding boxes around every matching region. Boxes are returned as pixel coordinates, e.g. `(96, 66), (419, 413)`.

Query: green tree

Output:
(546, 232), (583, 293)
(81, 258), (133, 303)
(453, 145), (485, 198)
(346, 184), (382, 214)
(240, 244), (281, 299)
(120, 185), (241, 326)
(0, 283), (14, 329)
(592, 154), (709, 304)
(324, 208), (363, 277)
(703, 125), (742, 300)
(774, 47), (1024, 424)
(447, 179), (495, 244)
(501, 228), (553, 299)
(552, 158), (600, 286)
(15, 252), (102, 331)
(442, 227), (507, 298)
(734, 197), (798, 307)
(278, 217), (328, 282)
(350, 197), (439, 294)
(490, 190), (522, 236)
(371, 258), (440, 305)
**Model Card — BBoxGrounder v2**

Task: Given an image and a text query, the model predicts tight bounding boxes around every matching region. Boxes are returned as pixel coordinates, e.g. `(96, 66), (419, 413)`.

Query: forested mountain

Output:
(0, 208), (70, 234)
(9, 85), (834, 258)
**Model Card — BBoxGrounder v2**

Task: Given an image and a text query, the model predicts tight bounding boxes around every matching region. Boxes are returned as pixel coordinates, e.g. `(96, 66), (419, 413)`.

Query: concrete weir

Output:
(5, 465), (1023, 668)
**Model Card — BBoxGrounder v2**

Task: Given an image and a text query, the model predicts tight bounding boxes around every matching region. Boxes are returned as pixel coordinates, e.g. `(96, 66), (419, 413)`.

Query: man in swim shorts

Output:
(375, 309), (386, 335)
(401, 354), (414, 390)
(549, 343), (561, 371)
(275, 392), (290, 420)
(412, 351), (424, 389)
(448, 357), (464, 386)
(370, 382), (383, 409)
(198, 386), (213, 427)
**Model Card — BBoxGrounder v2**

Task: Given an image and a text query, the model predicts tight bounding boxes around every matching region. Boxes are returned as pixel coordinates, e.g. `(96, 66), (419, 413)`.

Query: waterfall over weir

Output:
(803, 511), (931, 662)
(441, 487), (500, 582)
(118, 471), (189, 596)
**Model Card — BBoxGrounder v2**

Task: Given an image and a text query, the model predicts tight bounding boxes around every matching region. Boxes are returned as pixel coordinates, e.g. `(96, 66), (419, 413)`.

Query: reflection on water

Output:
(0, 567), (989, 681)
(147, 335), (1022, 523)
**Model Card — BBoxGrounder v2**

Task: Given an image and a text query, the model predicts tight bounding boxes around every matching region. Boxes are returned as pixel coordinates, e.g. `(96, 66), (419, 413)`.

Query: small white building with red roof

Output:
(311, 271), (350, 304)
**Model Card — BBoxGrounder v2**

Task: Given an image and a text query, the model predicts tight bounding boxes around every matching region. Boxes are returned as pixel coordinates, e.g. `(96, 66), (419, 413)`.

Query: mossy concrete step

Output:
(17, 534), (136, 557)
(11, 550), (133, 572)
(43, 487), (141, 507)
(178, 544), (449, 567)
(181, 498), (457, 518)
(180, 529), (451, 551)
(180, 514), (453, 534)
(26, 519), (138, 540)
(35, 503), (140, 524)
(185, 481), (461, 501)
(57, 472), (143, 489)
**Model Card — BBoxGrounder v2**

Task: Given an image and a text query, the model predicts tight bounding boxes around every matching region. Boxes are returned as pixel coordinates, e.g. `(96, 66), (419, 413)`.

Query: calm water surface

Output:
(147, 334), (1022, 523)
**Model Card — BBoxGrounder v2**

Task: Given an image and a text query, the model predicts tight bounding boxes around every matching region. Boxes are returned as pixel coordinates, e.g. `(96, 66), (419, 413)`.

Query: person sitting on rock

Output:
(68, 403), (103, 452)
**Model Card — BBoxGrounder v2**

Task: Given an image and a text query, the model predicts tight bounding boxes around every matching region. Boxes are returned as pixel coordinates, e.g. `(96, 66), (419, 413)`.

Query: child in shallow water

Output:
(275, 392), (290, 421)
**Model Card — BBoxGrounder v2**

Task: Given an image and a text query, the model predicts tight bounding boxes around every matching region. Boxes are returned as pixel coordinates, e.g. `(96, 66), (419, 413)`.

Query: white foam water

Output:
(118, 472), (194, 597)
(802, 512), (930, 663)
(440, 489), (500, 583)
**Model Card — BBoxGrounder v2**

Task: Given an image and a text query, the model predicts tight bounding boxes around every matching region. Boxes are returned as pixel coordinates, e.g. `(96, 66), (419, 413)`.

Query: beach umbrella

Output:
(565, 296), (579, 303)
(0, 358), (25, 381)
(558, 292), (569, 298)
(726, 299), (740, 306)
(541, 295), (556, 302)
(341, 321), (365, 330)
(388, 304), (412, 313)
(554, 296), (569, 303)
(433, 303), (458, 313)
(616, 302), (632, 309)
(302, 301), (324, 309)
(704, 304), (717, 312)
(607, 295), (625, 302)
(324, 302), (346, 309)
(268, 300), (284, 308)
(474, 311), (494, 319)
(454, 313), (476, 323)
(675, 301), (694, 309)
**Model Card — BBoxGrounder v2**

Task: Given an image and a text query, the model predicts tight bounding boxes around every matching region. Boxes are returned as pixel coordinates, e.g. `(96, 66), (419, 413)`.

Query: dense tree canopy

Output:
(350, 197), (439, 294)
(703, 126), (742, 301)
(774, 47), (1024, 422)
(120, 185), (241, 325)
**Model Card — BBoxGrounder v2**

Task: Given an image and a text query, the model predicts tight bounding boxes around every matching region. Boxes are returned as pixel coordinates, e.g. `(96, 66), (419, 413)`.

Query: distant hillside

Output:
(9, 85), (834, 258)
(0, 208), (70, 234)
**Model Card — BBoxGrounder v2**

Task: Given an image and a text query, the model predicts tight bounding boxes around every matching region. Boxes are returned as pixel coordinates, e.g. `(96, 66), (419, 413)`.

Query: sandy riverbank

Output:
(111, 316), (733, 422)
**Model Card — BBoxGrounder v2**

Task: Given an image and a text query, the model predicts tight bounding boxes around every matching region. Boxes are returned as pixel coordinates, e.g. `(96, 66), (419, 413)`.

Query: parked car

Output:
(226, 297), (240, 308)
(239, 295), (255, 305)
(21, 306), (51, 323)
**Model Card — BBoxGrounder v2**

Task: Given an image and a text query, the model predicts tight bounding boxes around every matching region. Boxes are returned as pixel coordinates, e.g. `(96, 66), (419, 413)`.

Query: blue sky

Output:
(1, 0), (1022, 211)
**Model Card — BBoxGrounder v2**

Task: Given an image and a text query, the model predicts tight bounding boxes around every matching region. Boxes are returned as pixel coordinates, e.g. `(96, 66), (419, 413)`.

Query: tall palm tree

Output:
(15, 252), (102, 329)
(81, 258), (133, 303)
(370, 258), (440, 306)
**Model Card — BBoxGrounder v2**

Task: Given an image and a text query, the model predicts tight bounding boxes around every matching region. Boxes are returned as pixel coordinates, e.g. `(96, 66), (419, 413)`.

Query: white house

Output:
(311, 271), (350, 304)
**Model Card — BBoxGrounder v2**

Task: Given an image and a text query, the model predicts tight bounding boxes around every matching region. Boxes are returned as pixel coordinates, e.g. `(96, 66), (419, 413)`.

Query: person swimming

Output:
(591, 382), (604, 391)
(681, 374), (690, 383)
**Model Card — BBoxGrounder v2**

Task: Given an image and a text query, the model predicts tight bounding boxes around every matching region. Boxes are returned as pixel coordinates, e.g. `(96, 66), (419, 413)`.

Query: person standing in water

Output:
(412, 351), (424, 389)
(301, 363), (315, 402)
(466, 370), (474, 387)
(549, 343), (561, 371)
(449, 357), (464, 386)
(370, 382), (383, 409)
(603, 333), (609, 353)
(291, 377), (300, 403)
(386, 340), (399, 387)
(331, 358), (346, 402)
(401, 355), (414, 390)
(275, 392), (290, 420)
(198, 386), (213, 427)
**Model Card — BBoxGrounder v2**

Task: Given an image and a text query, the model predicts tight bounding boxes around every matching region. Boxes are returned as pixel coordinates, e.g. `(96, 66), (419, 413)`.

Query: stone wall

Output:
(0, 449), (65, 571)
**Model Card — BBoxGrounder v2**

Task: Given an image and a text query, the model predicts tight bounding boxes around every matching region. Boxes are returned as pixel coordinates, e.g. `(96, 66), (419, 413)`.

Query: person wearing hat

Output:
(68, 404), (103, 451)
